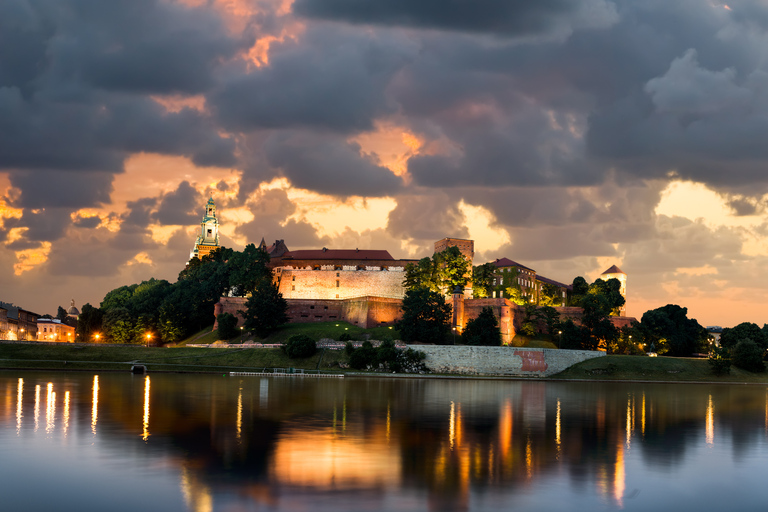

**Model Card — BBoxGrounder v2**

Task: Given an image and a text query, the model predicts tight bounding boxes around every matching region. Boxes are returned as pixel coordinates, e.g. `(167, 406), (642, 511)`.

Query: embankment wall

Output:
(412, 345), (604, 377)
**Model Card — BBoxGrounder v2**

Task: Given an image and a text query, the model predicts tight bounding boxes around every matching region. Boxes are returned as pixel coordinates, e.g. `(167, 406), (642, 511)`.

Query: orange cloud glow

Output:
(13, 242), (51, 275)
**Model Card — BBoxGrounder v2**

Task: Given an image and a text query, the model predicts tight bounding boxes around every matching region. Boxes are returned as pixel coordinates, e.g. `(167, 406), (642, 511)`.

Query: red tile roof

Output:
(282, 249), (394, 261)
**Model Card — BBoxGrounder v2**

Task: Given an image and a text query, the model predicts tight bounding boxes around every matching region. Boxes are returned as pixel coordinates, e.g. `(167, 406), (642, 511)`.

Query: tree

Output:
(158, 301), (184, 344)
(75, 303), (103, 342)
(217, 312), (238, 339)
(56, 306), (69, 324)
(731, 339), (765, 372)
(720, 322), (768, 350)
(472, 263), (496, 298)
(396, 288), (452, 343)
(403, 247), (469, 293)
(640, 305), (707, 356)
(228, 243), (271, 296)
(283, 335), (316, 359)
(570, 276), (589, 306)
(102, 307), (136, 344)
(587, 278), (625, 316)
(240, 278), (288, 338)
(403, 257), (441, 292)
(539, 283), (562, 307)
(435, 246), (469, 291)
(709, 345), (731, 375)
(462, 307), (502, 346)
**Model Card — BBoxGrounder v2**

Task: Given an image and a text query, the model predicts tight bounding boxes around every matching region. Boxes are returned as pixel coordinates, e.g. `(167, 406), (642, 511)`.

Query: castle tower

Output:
(600, 265), (627, 316)
(190, 197), (220, 260)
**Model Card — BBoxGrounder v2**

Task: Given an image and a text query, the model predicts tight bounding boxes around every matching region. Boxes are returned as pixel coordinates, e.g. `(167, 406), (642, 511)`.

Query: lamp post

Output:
(146, 333), (152, 348)
(452, 327), (456, 345)
(558, 330), (562, 349)
(20, 328), (24, 341)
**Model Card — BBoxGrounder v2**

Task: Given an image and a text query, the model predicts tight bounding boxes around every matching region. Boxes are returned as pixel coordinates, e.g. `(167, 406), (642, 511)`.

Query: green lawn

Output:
(0, 343), (349, 373)
(179, 321), (401, 346)
(552, 354), (768, 383)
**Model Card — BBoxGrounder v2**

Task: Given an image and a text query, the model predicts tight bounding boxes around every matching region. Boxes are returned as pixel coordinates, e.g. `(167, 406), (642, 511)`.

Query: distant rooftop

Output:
(601, 265), (625, 275)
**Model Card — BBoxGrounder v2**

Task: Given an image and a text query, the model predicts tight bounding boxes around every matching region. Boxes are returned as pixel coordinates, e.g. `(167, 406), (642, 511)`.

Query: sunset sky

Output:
(2, 0), (768, 327)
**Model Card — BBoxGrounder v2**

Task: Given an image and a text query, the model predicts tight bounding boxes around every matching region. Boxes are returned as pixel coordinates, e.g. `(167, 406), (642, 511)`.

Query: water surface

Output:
(1, 371), (767, 511)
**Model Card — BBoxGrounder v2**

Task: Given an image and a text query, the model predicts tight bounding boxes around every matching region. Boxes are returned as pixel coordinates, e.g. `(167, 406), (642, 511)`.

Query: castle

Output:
(197, 197), (631, 341)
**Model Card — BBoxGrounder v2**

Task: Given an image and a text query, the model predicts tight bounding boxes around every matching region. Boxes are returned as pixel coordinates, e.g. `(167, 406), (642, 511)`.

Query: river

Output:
(1, 371), (767, 511)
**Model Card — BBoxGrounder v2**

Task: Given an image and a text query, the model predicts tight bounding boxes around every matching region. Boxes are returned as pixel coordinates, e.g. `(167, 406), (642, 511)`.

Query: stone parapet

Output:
(412, 345), (604, 377)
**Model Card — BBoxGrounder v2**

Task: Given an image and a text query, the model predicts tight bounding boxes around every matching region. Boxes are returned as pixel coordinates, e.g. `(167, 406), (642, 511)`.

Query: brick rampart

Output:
(214, 296), (402, 329)
(413, 345), (604, 377)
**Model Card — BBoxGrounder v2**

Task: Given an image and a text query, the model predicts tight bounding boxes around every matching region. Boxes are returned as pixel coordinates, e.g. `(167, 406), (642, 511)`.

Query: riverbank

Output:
(2, 343), (767, 383)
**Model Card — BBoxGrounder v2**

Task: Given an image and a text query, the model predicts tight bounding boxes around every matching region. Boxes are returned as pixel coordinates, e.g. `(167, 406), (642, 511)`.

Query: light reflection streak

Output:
(706, 394), (714, 445)
(614, 441), (626, 508)
(16, 378), (23, 434)
(46, 383), (55, 433)
(92, 375), (99, 434)
(525, 433), (533, 479)
(63, 391), (70, 436)
(34, 384), (40, 432)
(449, 401), (456, 450)
(626, 397), (631, 449)
(499, 399), (512, 461)
(555, 399), (561, 458)
(142, 375), (151, 441)
(386, 403), (390, 444)
(641, 393), (646, 436)
(236, 385), (242, 443)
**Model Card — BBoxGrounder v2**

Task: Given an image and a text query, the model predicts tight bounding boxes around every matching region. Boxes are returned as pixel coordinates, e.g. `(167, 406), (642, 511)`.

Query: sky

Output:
(3, 0), (768, 327)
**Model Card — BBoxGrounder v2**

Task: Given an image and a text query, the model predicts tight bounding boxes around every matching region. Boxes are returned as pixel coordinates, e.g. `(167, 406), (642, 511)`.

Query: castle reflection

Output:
(3, 373), (768, 511)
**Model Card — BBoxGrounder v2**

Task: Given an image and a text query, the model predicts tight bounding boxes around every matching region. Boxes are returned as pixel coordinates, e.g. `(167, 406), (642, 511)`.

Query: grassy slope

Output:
(178, 321), (401, 346)
(552, 354), (768, 383)
(0, 343), (349, 373)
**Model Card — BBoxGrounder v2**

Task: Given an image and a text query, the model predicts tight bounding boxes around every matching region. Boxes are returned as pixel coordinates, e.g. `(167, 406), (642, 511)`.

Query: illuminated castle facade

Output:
(190, 197), (220, 260)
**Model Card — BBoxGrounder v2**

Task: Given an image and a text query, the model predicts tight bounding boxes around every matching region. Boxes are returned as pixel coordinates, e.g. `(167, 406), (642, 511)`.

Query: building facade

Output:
(0, 302), (39, 340)
(37, 319), (76, 342)
(434, 238), (475, 298)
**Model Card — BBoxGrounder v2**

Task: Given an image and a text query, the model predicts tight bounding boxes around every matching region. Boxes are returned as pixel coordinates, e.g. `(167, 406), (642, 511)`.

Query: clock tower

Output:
(190, 197), (220, 260)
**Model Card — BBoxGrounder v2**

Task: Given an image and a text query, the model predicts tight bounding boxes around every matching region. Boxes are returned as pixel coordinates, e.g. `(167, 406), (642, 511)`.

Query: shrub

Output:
(283, 334), (317, 359)
(708, 345), (731, 375)
(344, 341), (355, 356)
(339, 333), (352, 342)
(216, 313), (239, 340)
(349, 343), (376, 370)
(731, 339), (765, 372)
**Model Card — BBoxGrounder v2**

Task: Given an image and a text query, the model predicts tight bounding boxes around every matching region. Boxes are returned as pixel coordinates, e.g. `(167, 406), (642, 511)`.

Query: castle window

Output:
(292, 276), (295, 281)
(310, 306), (314, 309)
(336, 280), (340, 287)
(324, 306), (328, 310)
(336, 272), (340, 277)
(336, 294), (339, 298)
(291, 285), (295, 291)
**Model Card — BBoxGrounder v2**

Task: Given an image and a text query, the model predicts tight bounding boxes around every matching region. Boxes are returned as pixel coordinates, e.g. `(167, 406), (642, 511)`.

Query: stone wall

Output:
(214, 296), (402, 329)
(277, 268), (405, 300)
(413, 345), (604, 377)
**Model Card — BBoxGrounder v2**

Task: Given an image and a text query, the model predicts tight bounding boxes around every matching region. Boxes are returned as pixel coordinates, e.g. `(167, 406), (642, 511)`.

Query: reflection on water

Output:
(3, 372), (768, 511)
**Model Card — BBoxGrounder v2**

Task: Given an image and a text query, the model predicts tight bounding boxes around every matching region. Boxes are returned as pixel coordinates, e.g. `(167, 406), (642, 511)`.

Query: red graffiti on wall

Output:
(517, 351), (548, 372)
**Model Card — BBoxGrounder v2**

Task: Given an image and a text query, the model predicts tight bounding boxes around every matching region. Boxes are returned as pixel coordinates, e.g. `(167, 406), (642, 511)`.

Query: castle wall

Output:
(414, 345), (605, 377)
(213, 296), (402, 330)
(277, 268), (406, 300)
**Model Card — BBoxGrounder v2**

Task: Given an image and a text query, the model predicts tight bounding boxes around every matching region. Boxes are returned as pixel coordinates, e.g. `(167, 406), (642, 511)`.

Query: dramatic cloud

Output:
(6, 0), (768, 326)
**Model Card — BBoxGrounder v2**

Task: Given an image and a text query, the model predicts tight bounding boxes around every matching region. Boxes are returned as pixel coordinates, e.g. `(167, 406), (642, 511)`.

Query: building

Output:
(37, 318), (76, 342)
(490, 258), (570, 306)
(190, 197), (220, 260)
(0, 306), (7, 339)
(599, 265), (627, 316)
(0, 302), (39, 340)
(66, 299), (80, 321)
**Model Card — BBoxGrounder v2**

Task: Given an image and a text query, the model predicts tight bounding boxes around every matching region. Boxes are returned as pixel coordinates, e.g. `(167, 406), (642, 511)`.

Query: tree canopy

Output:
(403, 246), (469, 293)
(462, 307), (502, 346)
(396, 288), (452, 343)
(720, 322), (768, 350)
(639, 304), (708, 356)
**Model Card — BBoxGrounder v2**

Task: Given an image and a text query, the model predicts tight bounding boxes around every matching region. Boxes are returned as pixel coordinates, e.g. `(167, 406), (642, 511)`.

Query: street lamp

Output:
(94, 333), (100, 342)
(558, 330), (562, 349)
(452, 327), (456, 345)
(20, 328), (24, 341)
(145, 333), (152, 347)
